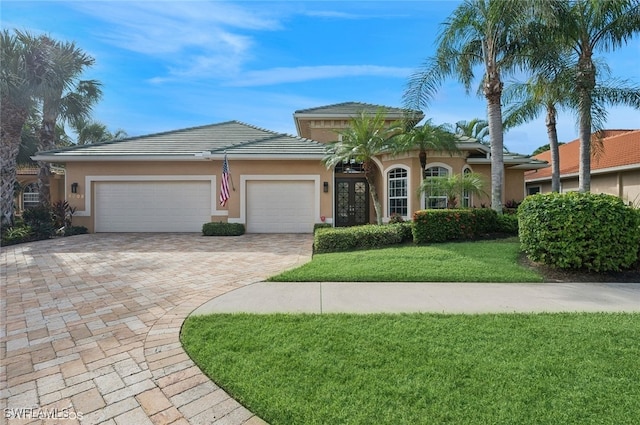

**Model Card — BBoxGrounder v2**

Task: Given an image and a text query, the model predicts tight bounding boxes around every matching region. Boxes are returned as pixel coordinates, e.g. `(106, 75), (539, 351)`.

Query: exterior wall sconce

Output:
(71, 182), (79, 194)
(323, 181), (329, 193)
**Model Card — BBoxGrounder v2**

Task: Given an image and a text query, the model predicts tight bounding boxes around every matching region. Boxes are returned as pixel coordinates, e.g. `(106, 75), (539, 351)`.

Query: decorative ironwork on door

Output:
(335, 178), (369, 227)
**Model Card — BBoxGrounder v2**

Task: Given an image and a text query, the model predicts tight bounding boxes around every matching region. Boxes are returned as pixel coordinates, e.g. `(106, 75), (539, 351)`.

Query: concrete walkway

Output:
(192, 281), (640, 315)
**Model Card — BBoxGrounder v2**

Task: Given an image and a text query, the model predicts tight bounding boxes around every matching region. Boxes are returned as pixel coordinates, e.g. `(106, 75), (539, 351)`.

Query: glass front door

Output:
(335, 178), (369, 227)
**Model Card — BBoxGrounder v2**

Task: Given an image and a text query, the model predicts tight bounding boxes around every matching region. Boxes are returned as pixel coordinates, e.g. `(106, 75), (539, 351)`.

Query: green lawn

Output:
(182, 313), (640, 425)
(270, 238), (543, 282)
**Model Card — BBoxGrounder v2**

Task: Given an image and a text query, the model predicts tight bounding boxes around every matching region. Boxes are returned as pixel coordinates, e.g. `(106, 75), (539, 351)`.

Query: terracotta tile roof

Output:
(525, 129), (640, 181)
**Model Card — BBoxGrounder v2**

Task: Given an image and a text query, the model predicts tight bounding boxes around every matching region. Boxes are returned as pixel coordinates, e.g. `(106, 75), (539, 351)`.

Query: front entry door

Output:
(335, 178), (369, 227)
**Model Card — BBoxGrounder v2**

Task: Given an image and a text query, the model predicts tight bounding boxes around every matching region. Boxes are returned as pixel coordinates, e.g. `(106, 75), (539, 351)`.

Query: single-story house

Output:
(525, 129), (640, 203)
(33, 102), (547, 233)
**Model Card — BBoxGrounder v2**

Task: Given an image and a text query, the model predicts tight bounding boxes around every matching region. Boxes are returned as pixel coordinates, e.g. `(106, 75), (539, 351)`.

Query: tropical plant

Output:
(0, 30), (51, 226)
(419, 172), (487, 209)
(404, 0), (534, 213)
(455, 118), (489, 144)
(70, 117), (127, 145)
(394, 120), (459, 179)
(551, 0), (640, 192)
(37, 35), (101, 205)
(322, 110), (402, 225)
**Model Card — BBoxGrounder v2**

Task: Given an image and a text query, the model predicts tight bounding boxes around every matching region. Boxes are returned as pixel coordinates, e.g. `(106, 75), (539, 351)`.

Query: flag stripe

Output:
(220, 155), (230, 206)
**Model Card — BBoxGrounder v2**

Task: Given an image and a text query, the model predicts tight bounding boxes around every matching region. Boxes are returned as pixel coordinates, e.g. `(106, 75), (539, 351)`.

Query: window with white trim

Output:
(424, 166), (448, 209)
(388, 168), (408, 217)
(462, 167), (472, 208)
(23, 183), (39, 209)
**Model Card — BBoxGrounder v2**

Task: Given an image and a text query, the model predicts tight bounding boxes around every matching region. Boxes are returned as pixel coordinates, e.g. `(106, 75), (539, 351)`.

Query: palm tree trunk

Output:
(0, 101), (29, 226)
(545, 104), (561, 192)
(577, 53), (595, 193)
(364, 160), (383, 225)
(38, 109), (57, 206)
(486, 93), (504, 213)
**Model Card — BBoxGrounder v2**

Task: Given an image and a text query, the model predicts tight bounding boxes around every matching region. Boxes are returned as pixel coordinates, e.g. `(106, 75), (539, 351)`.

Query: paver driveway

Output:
(1, 233), (313, 425)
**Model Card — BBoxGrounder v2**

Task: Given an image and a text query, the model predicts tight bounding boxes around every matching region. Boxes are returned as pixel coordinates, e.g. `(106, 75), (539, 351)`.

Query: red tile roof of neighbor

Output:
(525, 129), (640, 181)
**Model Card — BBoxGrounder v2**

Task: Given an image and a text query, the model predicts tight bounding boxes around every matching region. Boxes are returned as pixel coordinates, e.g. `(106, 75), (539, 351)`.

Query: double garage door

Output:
(94, 180), (315, 233)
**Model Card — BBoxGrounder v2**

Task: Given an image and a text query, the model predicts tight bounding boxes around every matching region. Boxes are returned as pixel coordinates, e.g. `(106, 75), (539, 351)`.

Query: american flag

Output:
(220, 155), (230, 206)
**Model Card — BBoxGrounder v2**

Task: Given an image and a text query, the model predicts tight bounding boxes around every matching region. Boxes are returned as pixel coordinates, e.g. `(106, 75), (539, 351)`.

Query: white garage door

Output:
(95, 181), (211, 232)
(246, 181), (315, 233)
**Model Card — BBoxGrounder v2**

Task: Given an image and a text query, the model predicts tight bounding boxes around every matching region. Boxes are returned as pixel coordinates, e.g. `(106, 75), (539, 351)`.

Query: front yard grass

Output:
(181, 313), (640, 425)
(270, 237), (543, 282)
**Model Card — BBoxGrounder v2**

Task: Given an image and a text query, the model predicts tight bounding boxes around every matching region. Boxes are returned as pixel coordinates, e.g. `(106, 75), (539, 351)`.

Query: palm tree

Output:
(455, 118), (489, 144)
(419, 172), (487, 209)
(395, 120), (459, 179)
(404, 0), (533, 213)
(37, 35), (101, 204)
(70, 117), (128, 145)
(322, 110), (401, 225)
(552, 0), (640, 192)
(0, 30), (51, 226)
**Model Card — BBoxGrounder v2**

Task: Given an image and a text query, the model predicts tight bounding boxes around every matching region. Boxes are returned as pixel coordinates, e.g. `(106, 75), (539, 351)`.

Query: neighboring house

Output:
(15, 165), (64, 214)
(525, 129), (640, 204)
(33, 102), (546, 233)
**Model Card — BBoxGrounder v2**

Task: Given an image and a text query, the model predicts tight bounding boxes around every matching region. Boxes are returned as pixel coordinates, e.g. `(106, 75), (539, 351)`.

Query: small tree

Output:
(419, 172), (487, 209)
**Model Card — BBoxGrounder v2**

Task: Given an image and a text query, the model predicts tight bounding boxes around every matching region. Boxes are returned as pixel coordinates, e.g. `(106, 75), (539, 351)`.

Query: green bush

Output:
(22, 206), (55, 239)
(1, 225), (34, 246)
(202, 222), (245, 236)
(64, 226), (88, 236)
(393, 222), (414, 243)
(496, 214), (518, 235)
(473, 208), (498, 234)
(314, 225), (404, 254)
(314, 223), (332, 233)
(519, 192), (640, 272)
(412, 210), (476, 244)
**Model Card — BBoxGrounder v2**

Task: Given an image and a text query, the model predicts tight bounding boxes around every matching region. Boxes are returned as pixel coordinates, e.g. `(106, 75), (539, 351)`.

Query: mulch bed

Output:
(519, 254), (640, 283)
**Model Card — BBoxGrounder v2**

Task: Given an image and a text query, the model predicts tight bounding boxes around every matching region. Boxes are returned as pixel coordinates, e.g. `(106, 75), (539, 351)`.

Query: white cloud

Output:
(227, 65), (413, 87)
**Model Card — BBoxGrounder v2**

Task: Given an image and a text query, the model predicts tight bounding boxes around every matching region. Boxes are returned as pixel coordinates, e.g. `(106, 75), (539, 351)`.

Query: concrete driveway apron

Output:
(1, 233), (313, 425)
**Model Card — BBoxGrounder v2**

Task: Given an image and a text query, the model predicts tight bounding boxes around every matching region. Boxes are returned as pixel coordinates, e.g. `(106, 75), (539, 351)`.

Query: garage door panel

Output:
(246, 181), (315, 233)
(95, 181), (211, 232)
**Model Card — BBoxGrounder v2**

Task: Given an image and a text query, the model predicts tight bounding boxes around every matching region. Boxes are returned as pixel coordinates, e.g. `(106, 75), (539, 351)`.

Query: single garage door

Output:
(246, 180), (315, 233)
(95, 181), (211, 232)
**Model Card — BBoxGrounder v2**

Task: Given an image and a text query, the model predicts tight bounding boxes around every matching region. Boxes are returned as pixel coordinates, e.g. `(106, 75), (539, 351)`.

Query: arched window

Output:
(424, 166), (448, 209)
(23, 183), (39, 209)
(388, 168), (408, 217)
(462, 167), (472, 208)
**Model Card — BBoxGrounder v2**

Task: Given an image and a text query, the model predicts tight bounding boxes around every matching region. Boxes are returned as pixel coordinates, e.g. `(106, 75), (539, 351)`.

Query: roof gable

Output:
(33, 121), (326, 161)
(526, 129), (640, 181)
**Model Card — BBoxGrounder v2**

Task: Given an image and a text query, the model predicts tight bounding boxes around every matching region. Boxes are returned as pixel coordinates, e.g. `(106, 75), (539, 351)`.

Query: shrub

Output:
(52, 200), (76, 230)
(412, 210), (476, 244)
(314, 223), (332, 233)
(392, 222), (414, 243)
(388, 213), (405, 224)
(1, 225), (34, 246)
(64, 226), (88, 236)
(202, 222), (245, 236)
(314, 225), (404, 254)
(519, 192), (640, 272)
(495, 214), (518, 235)
(473, 208), (498, 234)
(22, 206), (55, 239)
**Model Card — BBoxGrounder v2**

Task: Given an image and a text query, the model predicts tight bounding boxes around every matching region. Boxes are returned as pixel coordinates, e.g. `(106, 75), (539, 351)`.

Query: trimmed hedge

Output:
(519, 192), (640, 272)
(202, 222), (245, 236)
(314, 225), (406, 254)
(496, 214), (518, 235)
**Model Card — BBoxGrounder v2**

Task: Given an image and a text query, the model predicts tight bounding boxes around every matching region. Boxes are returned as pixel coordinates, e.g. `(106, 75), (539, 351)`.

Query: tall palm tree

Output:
(553, 0), (640, 192)
(37, 35), (101, 204)
(322, 110), (401, 225)
(395, 120), (459, 180)
(404, 0), (533, 213)
(0, 30), (51, 226)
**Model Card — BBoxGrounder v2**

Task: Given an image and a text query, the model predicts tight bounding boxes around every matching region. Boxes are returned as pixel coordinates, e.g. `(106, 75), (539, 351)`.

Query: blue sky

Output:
(2, 0), (639, 155)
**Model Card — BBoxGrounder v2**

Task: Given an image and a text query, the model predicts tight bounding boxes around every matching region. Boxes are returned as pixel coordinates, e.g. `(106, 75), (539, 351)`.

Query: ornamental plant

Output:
(519, 192), (640, 272)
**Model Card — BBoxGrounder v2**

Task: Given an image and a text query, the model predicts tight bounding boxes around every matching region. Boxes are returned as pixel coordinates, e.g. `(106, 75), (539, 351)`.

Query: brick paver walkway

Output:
(1, 233), (313, 425)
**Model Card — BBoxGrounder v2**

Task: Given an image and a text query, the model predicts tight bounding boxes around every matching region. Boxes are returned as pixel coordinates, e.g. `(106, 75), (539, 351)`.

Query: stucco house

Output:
(33, 102), (546, 233)
(525, 129), (640, 203)
(15, 165), (64, 214)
